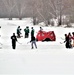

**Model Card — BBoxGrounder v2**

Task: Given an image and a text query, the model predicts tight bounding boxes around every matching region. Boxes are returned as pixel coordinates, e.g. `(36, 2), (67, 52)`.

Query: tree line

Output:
(0, 0), (74, 26)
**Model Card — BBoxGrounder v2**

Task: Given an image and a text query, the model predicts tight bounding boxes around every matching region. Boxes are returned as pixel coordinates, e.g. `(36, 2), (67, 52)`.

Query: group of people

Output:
(16, 26), (43, 38)
(11, 26), (37, 49)
(11, 26), (74, 50)
(64, 32), (74, 48)
(16, 26), (30, 38)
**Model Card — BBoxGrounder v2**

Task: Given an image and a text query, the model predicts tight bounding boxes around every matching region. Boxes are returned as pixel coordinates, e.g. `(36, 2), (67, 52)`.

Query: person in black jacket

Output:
(64, 34), (72, 48)
(31, 27), (35, 37)
(30, 36), (37, 49)
(11, 33), (17, 49)
(68, 33), (72, 48)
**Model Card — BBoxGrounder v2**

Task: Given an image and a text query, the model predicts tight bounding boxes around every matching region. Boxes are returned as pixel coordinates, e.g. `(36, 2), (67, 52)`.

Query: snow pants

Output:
(31, 41), (37, 49)
(17, 33), (20, 38)
(12, 41), (16, 49)
(25, 33), (29, 38)
(66, 42), (72, 48)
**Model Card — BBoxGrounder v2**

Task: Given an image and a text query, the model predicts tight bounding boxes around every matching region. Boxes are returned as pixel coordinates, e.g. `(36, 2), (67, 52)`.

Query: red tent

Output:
(36, 30), (56, 41)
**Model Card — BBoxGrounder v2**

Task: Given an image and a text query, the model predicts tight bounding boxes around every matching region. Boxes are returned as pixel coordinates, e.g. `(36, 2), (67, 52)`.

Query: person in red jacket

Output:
(68, 33), (72, 48)
(72, 32), (74, 47)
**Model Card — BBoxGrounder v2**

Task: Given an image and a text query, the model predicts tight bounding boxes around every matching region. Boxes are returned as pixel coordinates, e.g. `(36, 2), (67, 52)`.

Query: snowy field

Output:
(0, 18), (74, 75)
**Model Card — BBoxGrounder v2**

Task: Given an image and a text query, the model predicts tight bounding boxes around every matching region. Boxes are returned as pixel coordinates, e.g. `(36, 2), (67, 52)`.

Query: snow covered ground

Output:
(0, 18), (74, 75)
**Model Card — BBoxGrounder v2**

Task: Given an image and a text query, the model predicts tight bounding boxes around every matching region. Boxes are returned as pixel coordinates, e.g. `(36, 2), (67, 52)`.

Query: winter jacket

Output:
(17, 28), (20, 34)
(24, 28), (29, 33)
(31, 29), (34, 37)
(65, 36), (72, 48)
(30, 36), (36, 42)
(11, 35), (17, 43)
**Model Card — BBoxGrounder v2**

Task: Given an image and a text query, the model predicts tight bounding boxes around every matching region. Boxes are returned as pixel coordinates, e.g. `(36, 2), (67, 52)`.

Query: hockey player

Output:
(11, 33), (17, 49)
(72, 32), (74, 47)
(24, 26), (30, 38)
(40, 27), (43, 31)
(27, 26), (30, 38)
(31, 27), (35, 37)
(64, 34), (72, 48)
(68, 33), (72, 48)
(17, 26), (21, 38)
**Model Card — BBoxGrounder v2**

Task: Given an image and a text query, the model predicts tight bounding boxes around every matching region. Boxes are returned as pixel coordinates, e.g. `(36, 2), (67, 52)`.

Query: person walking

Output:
(11, 33), (17, 49)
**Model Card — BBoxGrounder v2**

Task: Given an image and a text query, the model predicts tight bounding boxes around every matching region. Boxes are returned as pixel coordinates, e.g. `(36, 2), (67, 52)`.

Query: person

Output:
(26, 26), (30, 38)
(31, 27), (35, 37)
(30, 35), (37, 49)
(40, 27), (43, 31)
(64, 34), (68, 48)
(68, 33), (72, 39)
(11, 33), (17, 49)
(71, 32), (74, 47)
(17, 26), (21, 38)
(64, 34), (72, 48)
(68, 32), (72, 48)
(24, 26), (30, 38)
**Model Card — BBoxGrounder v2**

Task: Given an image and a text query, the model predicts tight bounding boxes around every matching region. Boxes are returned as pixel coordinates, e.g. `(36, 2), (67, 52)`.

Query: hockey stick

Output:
(60, 42), (64, 44)
(27, 41), (30, 44)
(60, 37), (65, 40)
(17, 41), (22, 45)
(0, 43), (3, 45)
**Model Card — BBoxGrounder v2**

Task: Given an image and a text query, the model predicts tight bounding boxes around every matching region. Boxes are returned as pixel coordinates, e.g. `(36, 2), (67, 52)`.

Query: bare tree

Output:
(15, 0), (27, 20)
(46, 0), (74, 26)
(0, 0), (74, 24)
(34, 0), (51, 26)
(2, 0), (16, 20)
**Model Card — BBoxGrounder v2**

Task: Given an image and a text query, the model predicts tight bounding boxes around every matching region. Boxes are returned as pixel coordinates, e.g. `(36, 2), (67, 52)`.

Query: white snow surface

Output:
(0, 18), (74, 75)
